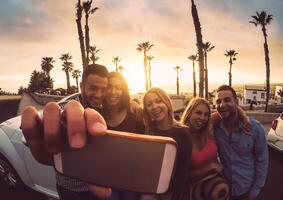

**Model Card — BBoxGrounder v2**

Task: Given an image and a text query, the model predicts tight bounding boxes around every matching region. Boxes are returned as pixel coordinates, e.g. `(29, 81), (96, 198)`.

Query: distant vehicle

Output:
(0, 93), (80, 199)
(267, 112), (283, 152)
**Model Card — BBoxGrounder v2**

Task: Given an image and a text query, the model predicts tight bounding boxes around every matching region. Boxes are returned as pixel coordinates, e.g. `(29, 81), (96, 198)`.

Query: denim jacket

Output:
(214, 118), (268, 197)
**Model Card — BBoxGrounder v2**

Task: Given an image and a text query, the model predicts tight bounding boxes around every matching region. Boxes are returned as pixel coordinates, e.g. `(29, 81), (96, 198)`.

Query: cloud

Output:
(0, 0), (48, 40)
(0, 0), (282, 93)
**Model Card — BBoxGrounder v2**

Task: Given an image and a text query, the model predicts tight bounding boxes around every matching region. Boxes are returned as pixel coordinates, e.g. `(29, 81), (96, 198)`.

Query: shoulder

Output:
(249, 117), (266, 138)
(125, 110), (136, 120)
(171, 125), (190, 134)
(249, 117), (264, 132)
(125, 110), (145, 133)
(170, 126), (192, 143)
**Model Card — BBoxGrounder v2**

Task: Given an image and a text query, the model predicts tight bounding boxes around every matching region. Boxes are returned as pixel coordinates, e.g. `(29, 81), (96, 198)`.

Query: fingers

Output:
(85, 108), (107, 136)
(87, 184), (112, 199)
(65, 100), (87, 148)
(43, 102), (62, 154)
(21, 106), (53, 165)
(21, 101), (107, 165)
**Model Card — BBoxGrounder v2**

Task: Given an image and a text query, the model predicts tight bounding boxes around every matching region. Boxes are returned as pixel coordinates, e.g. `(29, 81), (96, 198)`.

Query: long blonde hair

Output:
(143, 87), (181, 133)
(180, 97), (213, 146)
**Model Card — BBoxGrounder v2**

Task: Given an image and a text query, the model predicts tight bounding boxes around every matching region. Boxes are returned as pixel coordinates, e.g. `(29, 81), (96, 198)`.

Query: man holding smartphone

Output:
(213, 85), (268, 200)
(22, 64), (112, 200)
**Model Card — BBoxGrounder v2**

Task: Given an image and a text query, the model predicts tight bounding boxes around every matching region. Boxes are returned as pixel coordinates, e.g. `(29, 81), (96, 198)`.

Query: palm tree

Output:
(112, 57), (121, 72)
(191, 0), (205, 97)
(250, 11), (273, 112)
(28, 70), (53, 93)
(72, 69), (82, 93)
(41, 57), (55, 76)
(75, 0), (87, 69)
(137, 42), (154, 91)
(83, 0), (98, 66)
(174, 66), (183, 95)
(188, 54), (198, 97)
(89, 45), (100, 64)
(224, 50), (238, 87)
(147, 55), (154, 88)
(203, 42), (214, 100)
(118, 66), (124, 74)
(60, 53), (74, 93)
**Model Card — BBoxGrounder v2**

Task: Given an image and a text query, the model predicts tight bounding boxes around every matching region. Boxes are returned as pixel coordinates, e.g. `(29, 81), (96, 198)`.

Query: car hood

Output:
(275, 119), (283, 137)
(0, 115), (22, 139)
(0, 115), (22, 130)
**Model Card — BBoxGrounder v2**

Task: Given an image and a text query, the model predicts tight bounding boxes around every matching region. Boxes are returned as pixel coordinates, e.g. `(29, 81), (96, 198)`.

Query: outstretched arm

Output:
(129, 100), (144, 121)
(21, 101), (111, 198)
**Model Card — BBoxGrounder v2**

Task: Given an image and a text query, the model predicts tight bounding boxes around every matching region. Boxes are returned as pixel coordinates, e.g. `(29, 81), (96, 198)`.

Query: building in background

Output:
(243, 85), (266, 105)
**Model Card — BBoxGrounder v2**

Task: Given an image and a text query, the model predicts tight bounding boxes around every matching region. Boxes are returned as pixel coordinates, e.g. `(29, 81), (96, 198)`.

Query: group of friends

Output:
(21, 63), (269, 200)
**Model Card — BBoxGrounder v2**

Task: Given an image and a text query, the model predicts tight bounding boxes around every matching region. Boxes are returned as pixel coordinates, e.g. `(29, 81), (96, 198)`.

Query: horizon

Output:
(0, 0), (282, 94)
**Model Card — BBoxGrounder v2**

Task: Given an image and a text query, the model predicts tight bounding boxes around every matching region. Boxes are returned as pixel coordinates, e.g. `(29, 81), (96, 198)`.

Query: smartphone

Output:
(53, 130), (177, 194)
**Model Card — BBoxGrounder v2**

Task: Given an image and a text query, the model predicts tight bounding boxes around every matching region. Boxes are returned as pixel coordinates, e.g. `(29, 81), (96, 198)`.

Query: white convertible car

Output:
(0, 93), (79, 199)
(267, 112), (283, 152)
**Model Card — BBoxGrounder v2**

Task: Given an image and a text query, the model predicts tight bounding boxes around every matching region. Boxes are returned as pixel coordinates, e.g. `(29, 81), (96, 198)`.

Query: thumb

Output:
(85, 108), (107, 136)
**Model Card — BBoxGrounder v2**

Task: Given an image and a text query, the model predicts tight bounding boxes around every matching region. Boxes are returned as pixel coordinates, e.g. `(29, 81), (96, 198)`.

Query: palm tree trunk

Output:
(148, 61), (152, 88)
(204, 51), (208, 99)
(76, 0), (87, 69)
(143, 51), (149, 91)
(85, 14), (90, 66)
(263, 26), (270, 112)
(115, 61), (118, 72)
(177, 71), (180, 95)
(229, 61), (232, 87)
(193, 61), (196, 97)
(76, 78), (79, 92)
(191, 0), (205, 97)
(66, 71), (71, 93)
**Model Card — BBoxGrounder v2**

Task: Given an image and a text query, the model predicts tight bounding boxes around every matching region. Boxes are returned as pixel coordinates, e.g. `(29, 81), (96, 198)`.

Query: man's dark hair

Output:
(82, 64), (109, 83)
(216, 85), (237, 99)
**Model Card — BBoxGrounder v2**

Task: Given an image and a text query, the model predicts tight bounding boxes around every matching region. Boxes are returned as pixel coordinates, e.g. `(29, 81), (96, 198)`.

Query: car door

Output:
(19, 130), (57, 197)
(275, 113), (283, 137)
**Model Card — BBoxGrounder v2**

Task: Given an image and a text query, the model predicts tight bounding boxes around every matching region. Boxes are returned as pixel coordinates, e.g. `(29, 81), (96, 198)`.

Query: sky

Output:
(0, 0), (282, 94)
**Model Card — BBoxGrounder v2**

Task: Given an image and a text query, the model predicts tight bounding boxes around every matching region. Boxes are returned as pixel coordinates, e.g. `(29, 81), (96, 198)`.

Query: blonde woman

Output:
(142, 87), (192, 200)
(180, 97), (229, 200)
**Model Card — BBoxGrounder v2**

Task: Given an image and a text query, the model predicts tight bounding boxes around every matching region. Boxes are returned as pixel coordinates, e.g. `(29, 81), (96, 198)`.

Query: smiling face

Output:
(105, 77), (123, 108)
(80, 74), (108, 109)
(216, 90), (238, 121)
(144, 92), (169, 124)
(188, 103), (210, 131)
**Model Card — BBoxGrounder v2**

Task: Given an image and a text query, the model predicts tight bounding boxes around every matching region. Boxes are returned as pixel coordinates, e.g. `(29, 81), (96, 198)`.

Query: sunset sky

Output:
(0, 0), (282, 94)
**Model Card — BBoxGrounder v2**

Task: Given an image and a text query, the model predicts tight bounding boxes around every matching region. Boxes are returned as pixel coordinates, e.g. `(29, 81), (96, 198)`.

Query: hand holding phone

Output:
(54, 130), (177, 194)
(22, 101), (112, 198)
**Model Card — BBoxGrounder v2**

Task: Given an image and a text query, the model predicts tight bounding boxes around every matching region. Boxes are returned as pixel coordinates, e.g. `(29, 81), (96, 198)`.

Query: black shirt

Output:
(106, 109), (145, 134)
(151, 126), (192, 200)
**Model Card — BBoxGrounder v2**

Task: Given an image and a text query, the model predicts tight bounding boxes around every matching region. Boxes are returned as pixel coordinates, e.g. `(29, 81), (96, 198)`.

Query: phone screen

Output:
(54, 134), (176, 193)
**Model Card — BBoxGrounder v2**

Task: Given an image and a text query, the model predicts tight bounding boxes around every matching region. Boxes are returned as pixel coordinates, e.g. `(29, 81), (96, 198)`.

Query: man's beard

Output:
(81, 94), (102, 110)
(219, 108), (237, 121)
